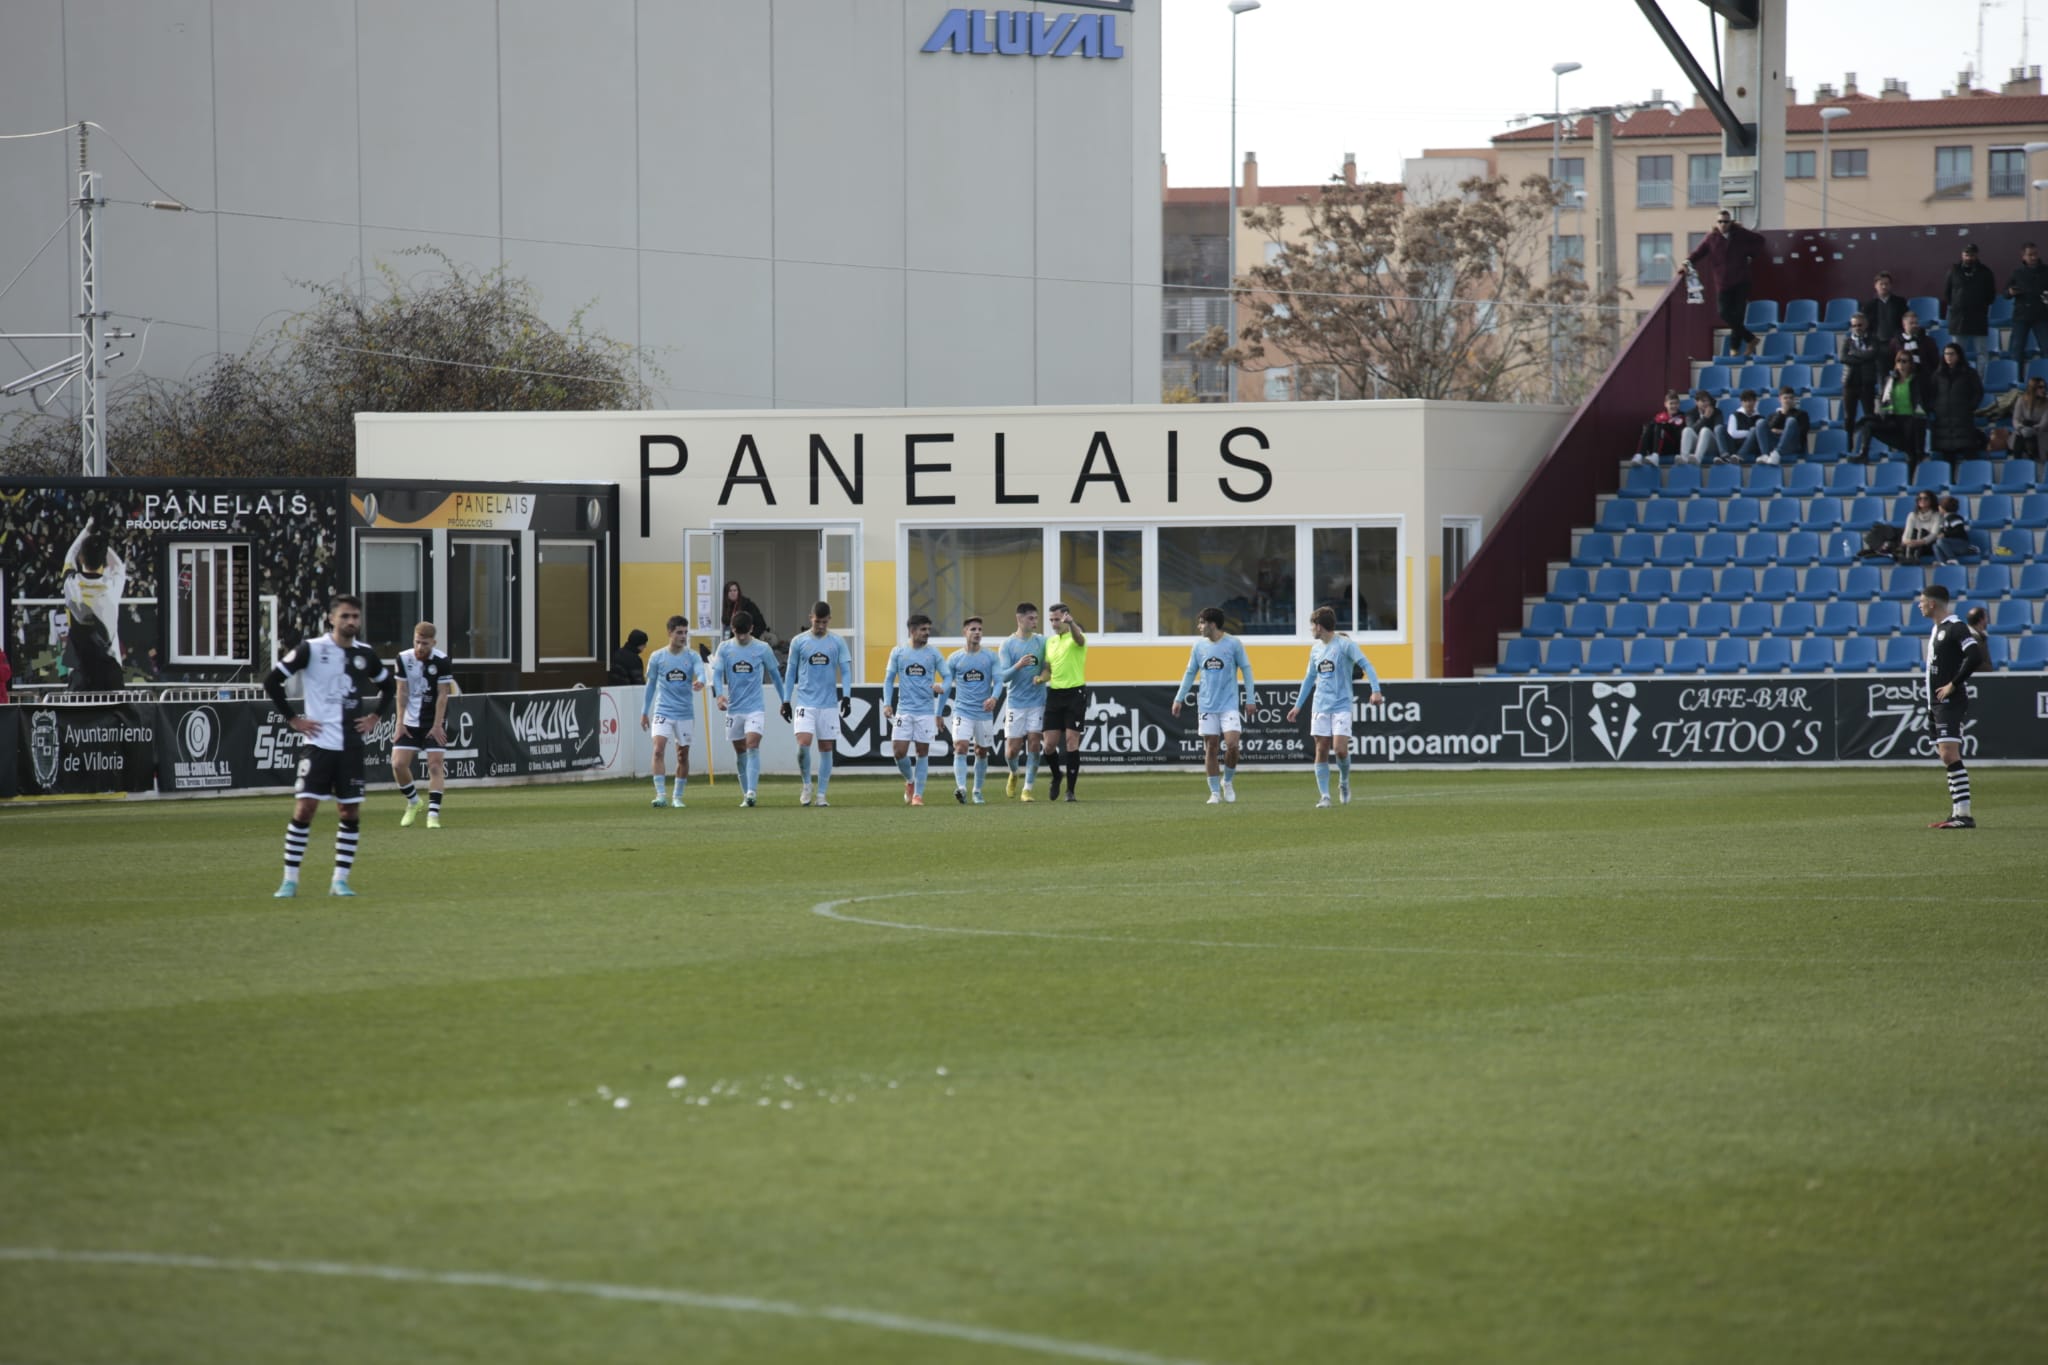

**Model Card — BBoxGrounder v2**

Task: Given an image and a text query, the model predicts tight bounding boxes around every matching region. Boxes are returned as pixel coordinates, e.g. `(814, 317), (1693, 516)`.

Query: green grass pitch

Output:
(2, 768), (2045, 1364)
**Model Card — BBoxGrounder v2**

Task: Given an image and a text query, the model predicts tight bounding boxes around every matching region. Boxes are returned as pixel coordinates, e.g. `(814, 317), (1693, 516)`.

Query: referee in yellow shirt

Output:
(1042, 603), (1088, 801)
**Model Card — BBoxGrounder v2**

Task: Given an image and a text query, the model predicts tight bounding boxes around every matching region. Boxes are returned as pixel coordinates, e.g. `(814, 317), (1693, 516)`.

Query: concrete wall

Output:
(0, 0), (1162, 420)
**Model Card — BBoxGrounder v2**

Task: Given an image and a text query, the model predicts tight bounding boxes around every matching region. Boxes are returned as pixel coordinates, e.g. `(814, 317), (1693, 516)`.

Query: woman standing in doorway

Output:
(720, 580), (770, 643)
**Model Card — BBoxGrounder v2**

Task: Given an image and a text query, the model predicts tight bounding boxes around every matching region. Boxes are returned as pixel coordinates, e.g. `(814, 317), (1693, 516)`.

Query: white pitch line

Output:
(0, 1248), (1215, 1365)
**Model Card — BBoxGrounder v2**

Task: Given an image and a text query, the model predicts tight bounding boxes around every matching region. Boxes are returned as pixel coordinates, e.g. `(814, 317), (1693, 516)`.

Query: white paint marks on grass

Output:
(0, 1247), (1216, 1365)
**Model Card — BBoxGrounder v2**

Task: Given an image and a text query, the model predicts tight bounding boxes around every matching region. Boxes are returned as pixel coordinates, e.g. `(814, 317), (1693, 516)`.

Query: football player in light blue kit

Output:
(1287, 606), (1384, 807)
(784, 600), (853, 808)
(640, 614), (702, 808)
(882, 614), (946, 806)
(1172, 606), (1256, 804)
(998, 602), (1049, 802)
(942, 615), (1004, 804)
(709, 609), (787, 808)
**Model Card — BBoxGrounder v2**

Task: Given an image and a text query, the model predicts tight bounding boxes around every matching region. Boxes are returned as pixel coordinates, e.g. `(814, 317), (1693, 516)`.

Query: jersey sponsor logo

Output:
(1201, 656), (1224, 671)
(803, 650), (832, 668)
(959, 668), (990, 683)
(1316, 659), (1336, 674)
(732, 660), (755, 675)
(662, 667), (691, 682)
(905, 663), (930, 678)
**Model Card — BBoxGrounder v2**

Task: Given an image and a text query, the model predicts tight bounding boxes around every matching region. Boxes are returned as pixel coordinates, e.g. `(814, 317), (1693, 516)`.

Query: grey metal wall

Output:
(0, 0), (1162, 417)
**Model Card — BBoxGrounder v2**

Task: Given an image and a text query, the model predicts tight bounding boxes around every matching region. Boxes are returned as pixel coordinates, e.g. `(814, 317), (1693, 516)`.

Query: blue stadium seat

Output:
(1630, 567), (1674, 602)
(1743, 299), (1780, 334)
(1696, 532), (1738, 566)
(1836, 637), (1878, 672)
(1866, 462), (1908, 497)
(1907, 295), (1942, 326)
(1731, 601), (1774, 637)
(1654, 532), (1698, 568)
(1798, 395), (1831, 429)
(1882, 564), (1924, 600)
(1841, 564), (1882, 599)
(1571, 533), (1614, 567)
(1999, 528), (2038, 558)
(1812, 362), (1845, 398)
(1614, 533), (1656, 567)
(1623, 638), (1666, 674)
(1648, 602), (1692, 638)
(2016, 636), (2048, 670)
(1590, 568), (1633, 602)
(1775, 601), (1817, 636)
(1736, 363), (1773, 392)
(1680, 499), (1722, 532)
(1816, 298), (1857, 333)
(1751, 638), (1793, 672)
(1952, 460), (1994, 494)
(1796, 331), (1835, 362)
(1759, 331), (1797, 361)
(1706, 638), (1751, 673)
(1697, 363), (1732, 394)
(1783, 464), (1825, 497)
(1721, 496), (1761, 532)
(1597, 500), (1637, 533)
(1620, 464), (1663, 499)
(1758, 566), (1800, 599)
(1779, 298), (1819, 332)
(1666, 638), (1709, 673)
(1800, 496), (1844, 531)
(1994, 461), (2036, 495)
(1547, 567), (1589, 602)
(1584, 638), (1627, 673)
(1539, 638), (1583, 674)
(1843, 496), (1887, 530)
(1702, 465), (1742, 498)
(1608, 602), (1650, 637)
(1499, 638), (1542, 674)
(1790, 637), (1836, 672)
(1638, 498), (1680, 533)
(2014, 563), (2048, 599)
(1692, 601), (1734, 635)
(1824, 464), (1863, 496)
(1975, 494), (2015, 529)
(1983, 358), (2020, 393)
(1984, 635), (2014, 669)
(1989, 296), (2015, 331)
(1711, 567), (1756, 603)
(1816, 601), (1861, 637)
(1736, 532), (1779, 567)
(1672, 567), (1716, 602)
(1524, 602), (1565, 636)
(1665, 464), (1703, 497)
(2028, 358), (2048, 384)
(1912, 460), (1953, 492)
(1795, 566), (1840, 601)
(1781, 529), (1822, 566)
(1818, 531), (1863, 566)
(1760, 498), (1801, 532)
(1747, 464), (1785, 498)
(1807, 429), (1850, 462)
(1991, 600), (2037, 635)
(1861, 601), (1906, 636)
(1881, 636), (1922, 671)
(2017, 494), (2048, 529)
(1931, 563), (1970, 596)
(1779, 363), (1815, 395)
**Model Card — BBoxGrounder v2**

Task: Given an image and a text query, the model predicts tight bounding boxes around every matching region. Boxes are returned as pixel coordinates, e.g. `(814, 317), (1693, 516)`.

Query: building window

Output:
(1637, 155), (1673, 208)
(1831, 148), (1867, 179)
(1785, 150), (1816, 180)
(1934, 146), (1973, 198)
(1551, 235), (1585, 273)
(1158, 524), (1295, 636)
(537, 540), (600, 663)
(1989, 147), (2027, 197)
(1686, 230), (1708, 255)
(1263, 367), (1293, 401)
(358, 538), (423, 662)
(906, 527), (1043, 632)
(1059, 529), (1145, 634)
(1311, 525), (1401, 634)
(449, 538), (513, 662)
(1550, 156), (1585, 194)
(1442, 518), (1481, 592)
(170, 543), (251, 665)
(1686, 153), (1722, 207)
(1637, 233), (1675, 284)
(1296, 364), (1341, 400)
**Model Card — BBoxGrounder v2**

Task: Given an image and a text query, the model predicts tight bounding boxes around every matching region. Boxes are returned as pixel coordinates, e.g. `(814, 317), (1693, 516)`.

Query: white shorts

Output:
(724, 710), (766, 742)
(650, 716), (694, 747)
(891, 713), (939, 745)
(1198, 710), (1243, 738)
(793, 705), (841, 743)
(1004, 705), (1045, 737)
(1310, 710), (1353, 739)
(949, 712), (995, 747)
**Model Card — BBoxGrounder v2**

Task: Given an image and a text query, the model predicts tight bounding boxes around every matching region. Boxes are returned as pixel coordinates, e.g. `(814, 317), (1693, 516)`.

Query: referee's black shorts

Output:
(1043, 687), (1087, 734)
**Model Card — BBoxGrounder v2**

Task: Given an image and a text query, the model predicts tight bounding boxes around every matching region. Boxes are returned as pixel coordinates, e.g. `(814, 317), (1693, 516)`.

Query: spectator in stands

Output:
(1840, 310), (1885, 437)
(1892, 311), (1939, 375)
(2012, 375), (2048, 467)
(2007, 242), (2048, 364)
(1631, 390), (1686, 466)
(1944, 243), (1997, 367)
(1898, 490), (1943, 561)
(1865, 271), (1908, 346)
(1856, 353), (1931, 467)
(608, 628), (649, 685)
(1686, 211), (1768, 357)
(1931, 495), (1974, 563)
(1733, 385), (1810, 466)
(1677, 389), (1723, 464)
(1929, 344), (1985, 463)
(1718, 389), (1764, 463)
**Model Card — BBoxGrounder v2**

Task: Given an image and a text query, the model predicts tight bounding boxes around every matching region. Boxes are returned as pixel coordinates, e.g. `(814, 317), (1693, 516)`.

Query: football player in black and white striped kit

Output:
(1915, 583), (1983, 829)
(392, 621), (454, 829)
(263, 595), (396, 896)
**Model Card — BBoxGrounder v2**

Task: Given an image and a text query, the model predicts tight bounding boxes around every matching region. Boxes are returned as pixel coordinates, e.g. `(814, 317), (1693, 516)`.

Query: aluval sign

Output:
(922, 9), (1127, 60)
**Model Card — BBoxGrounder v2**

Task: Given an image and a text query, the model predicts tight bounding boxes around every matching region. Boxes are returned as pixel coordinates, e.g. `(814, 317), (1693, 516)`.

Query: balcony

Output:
(1637, 181), (1674, 209)
(1686, 181), (1720, 207)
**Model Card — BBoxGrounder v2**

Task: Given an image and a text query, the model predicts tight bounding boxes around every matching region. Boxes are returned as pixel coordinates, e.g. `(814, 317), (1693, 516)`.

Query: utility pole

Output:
(1594, 109), (1619, 355)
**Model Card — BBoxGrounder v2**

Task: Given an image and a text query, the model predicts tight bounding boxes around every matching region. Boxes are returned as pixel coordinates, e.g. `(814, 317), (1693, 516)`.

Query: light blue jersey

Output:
(1296, 635), (1379, 714)
(1179, 635), (1255, 714)
(787, 631), (852, 709)
(883, 644), (946, 717)
(943, 647), (1003, 718)
(711, 638), (785, 714)
(999, 633), (1049, 708)
(642, 646), (700, 720)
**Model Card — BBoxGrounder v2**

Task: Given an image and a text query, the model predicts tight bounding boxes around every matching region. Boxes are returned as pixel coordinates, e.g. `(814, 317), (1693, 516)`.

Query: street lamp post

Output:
(1548, 60), (1581, 404)
(1225, 0), (1261, 404)
(1818, 105), (1850, 226)
(2024, 142), (2048, 220)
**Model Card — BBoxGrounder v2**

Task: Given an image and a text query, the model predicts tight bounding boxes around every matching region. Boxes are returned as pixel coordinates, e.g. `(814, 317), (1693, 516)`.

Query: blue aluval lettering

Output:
(1032, 13), (1070, 55)
(1053, 13), (1093, 57)
(1100, 15), (1123, 58)
(995, 10), (1030, 54)
(921, 9), (972, 53)
(969, 8), (994, 53)
(923, 8), (1126, 60)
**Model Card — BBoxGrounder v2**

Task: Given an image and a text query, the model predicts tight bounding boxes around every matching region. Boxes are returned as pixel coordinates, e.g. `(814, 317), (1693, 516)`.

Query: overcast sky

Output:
(1160, 0), (2027, 188)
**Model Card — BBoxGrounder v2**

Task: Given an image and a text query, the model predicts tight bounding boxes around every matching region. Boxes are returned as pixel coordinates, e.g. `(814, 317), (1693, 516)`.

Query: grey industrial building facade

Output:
(0, 0), (1162, 415)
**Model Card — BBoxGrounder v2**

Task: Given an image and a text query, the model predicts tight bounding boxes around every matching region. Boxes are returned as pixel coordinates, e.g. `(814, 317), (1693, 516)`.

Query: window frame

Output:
(1441, 516), (1482, 593)
(536, 537), (603, 665)
(448, 535), (517, 665)
(1785, 149), (1816, 181)
(1057, 526), (1148, 639)
(167, 540), (252, 666)
(1988, 146), (2026, 198)
(1550, 156), (1585, 194)
(1830, 147), (1868, 179)
(1636, 155), (1674, 208)
(1933, 145), (1973, 198)
(1636, 232), (1676, 285)
(1686, 153), (1723, 207)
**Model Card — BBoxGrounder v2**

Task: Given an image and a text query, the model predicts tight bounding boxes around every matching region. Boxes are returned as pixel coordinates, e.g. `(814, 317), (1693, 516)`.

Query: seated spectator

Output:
(1944, 242), (1996, 367)
(1892, 311), (1939, 375)
(1631, 390), (1686, 466)
(2012, 375), (2048, 467)
(1677, 389), (1723, 464)
(1840, 310), (1885, 435)
(1931, 495), (1974, 563)
(1732, 385), (1809, 466)
(1928, 344), (1985, 463)
(1865, 271), (1908, 347)
(2006, 241), (2048, 364)
(1855, 353), (1931, 468)
(1718, 389), (1764, 463)
(1897, 490), (1943, 561)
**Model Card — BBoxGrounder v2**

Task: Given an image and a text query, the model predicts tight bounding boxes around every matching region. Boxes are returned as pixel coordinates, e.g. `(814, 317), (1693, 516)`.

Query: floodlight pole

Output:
(77, 122), (108, 478)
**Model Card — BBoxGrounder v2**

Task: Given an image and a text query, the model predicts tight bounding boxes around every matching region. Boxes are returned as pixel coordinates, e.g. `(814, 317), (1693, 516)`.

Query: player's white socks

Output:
(913, 754), (929, 797)
(1025, 752), (1040, 788)
(797, 746), (811, 784)
(653, 774), (668, 800)
(673, 774), (687, 801)
(1337, 754), (1352, 783)
(1207, 773), (1222, 795)
(1223, 766), (1237, 787)
(974, 752), (988, 793)
(896, 755), (915, 782)
(954, 753), (970, 791)
(816, 749), (833, 798)
(1314, 762), (1330, 797)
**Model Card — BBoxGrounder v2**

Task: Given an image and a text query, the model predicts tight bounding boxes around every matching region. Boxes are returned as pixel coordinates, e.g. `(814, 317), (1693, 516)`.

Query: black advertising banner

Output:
(0, 712), (16, 798)
(482, 689), (605, 778)
(13, 702), (156, 796)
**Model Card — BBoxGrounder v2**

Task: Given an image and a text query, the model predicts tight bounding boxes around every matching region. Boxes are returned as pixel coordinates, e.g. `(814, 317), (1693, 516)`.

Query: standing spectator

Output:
(2005, 241), (2048, 365)
(1631, 390), (1686, 466)
(1864, 271), (1908, 347)
(1677, 389), (1723, 464)
(1839, 310), (1886, 437)
(1897, 490), (1944, 561)
(719, 580), (770, 643)
(1718, 389), (1764, 463)
(1892, 311), (1940, 375)
(1856, 354), (1931, 467)
(608, 628), (649, 685)
(1943, 243), (1997, 367)
(1733, 386), (1810, 466)
(2011, 375), (2048, 468)
(1931, 495), (1974, 564)
(1928, 344), (1985, 464)
(1687, 211), (1768, 357)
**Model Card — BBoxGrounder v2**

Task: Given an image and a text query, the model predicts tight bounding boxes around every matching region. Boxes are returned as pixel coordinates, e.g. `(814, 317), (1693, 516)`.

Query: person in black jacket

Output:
(720, 580), (771, 643)
(1892, 311), (1940, 375)
(608, 628), (649, 685)
(1686, 211), (1769, 356)
(1864, 271), (1908, 347)
(1928, 344), (1985, 463)
(1839, 310), (1886, 437)
(2005, 241), (2048, 364)
(1943, 243), (1998, 367)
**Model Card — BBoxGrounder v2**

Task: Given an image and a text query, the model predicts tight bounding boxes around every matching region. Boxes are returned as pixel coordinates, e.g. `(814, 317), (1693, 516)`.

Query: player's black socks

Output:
(398, 781), (418, 802)
(428, 791), (443, 815)
(283, 819), (311, 874)
(336, 819), (360, 874)
(1066, 749), (1081, 789)
(1945, 760), (1971, 815)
